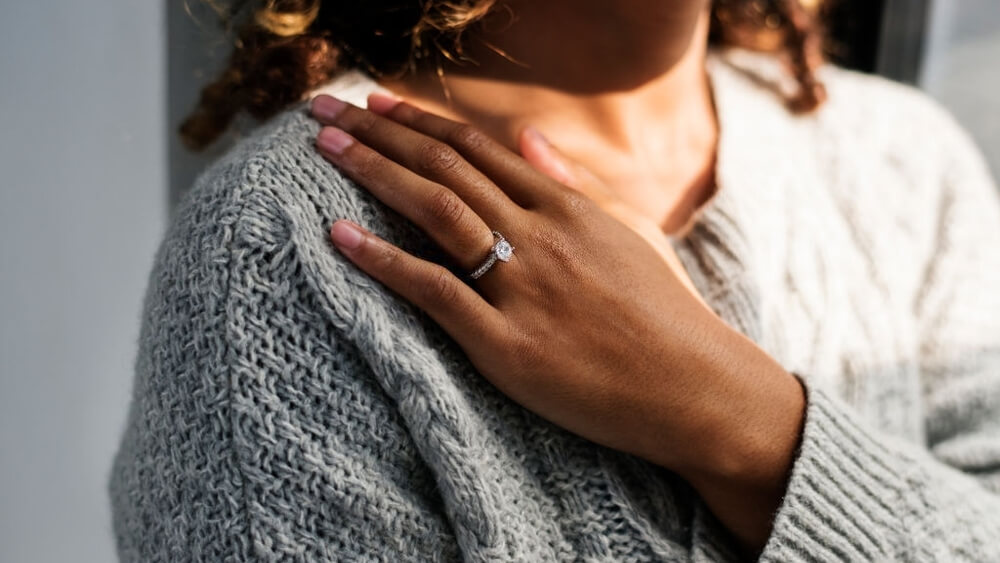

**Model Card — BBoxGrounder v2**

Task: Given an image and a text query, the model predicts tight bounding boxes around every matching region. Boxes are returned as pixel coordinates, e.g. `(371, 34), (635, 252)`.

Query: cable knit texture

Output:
(108, 47), (1000, 562)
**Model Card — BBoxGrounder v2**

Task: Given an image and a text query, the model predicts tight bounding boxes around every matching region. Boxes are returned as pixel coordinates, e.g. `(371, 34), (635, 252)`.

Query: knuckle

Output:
(421, 266), (460, 304)
(475, 228), (497, 255)
(448, 124), (490, 153)
(346, 145), (382, 177)
(343, 106), (378, 135)
(389, 102), (419, 124)
(411, 110), (437, 131)
(370, 240), (401, 272)
(462, 228), (498, 272)
(536, 229), (578, 273)
(424, 187), (468, 228)
(553, 188), (596, 219)
(506, 327), (540, 365)
(415, 140), (463, 176)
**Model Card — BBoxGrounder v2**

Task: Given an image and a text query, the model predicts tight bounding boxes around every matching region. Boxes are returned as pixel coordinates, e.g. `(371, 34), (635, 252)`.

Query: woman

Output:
(109, 0), (1000, 561)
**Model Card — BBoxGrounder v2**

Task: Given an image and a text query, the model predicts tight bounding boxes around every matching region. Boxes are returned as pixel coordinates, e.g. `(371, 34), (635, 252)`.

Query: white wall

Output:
(0, 2), (166, 562)
(922, 0), (1000, 177)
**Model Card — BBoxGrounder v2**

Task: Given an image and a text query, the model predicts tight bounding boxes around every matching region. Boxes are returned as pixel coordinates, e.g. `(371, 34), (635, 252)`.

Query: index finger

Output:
(367, 93), (569, 210)
(311, 94), (518, 219)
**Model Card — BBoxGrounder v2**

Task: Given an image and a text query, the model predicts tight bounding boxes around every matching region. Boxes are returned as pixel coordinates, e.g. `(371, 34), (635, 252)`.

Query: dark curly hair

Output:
(181, 0), (829, 150)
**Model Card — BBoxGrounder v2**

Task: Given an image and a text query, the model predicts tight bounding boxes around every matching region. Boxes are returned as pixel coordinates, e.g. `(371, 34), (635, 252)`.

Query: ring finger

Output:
(316, 126), (500, 273)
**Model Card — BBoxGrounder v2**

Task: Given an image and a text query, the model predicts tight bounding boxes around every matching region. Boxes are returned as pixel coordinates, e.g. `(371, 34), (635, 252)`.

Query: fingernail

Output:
(524, 125), (551, 147)
(317, 127), (353, 155)
(311, 95), (348, 121)
(524, 126), (573, 182)
(367, 92), (401, 114)
(331, 220), (364, 250)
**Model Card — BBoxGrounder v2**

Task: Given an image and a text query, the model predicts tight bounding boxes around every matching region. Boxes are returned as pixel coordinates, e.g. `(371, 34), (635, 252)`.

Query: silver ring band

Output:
(469, 230), (515, 280)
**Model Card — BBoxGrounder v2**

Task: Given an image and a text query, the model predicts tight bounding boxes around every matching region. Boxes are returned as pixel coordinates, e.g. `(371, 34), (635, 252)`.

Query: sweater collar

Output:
(679, 47), (823, 346)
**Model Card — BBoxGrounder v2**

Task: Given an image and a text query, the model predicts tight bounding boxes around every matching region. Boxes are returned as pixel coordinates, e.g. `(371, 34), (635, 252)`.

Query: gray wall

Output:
(922, 0), (1000, 177)
(0, 2), (166, 562)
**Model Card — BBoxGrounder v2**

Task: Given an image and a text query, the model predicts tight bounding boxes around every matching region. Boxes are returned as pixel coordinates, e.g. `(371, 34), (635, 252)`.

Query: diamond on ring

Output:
(469, 230), (515, 280)
(495, 239), (513, 261)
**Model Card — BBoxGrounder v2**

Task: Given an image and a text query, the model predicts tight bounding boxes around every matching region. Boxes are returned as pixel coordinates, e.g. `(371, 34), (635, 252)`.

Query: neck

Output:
(448, 0), (711, 93)
(376, 0), (718, 231)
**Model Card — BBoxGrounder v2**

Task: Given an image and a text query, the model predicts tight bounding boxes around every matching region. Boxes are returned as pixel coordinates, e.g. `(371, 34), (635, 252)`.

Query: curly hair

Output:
(180, 0), (829, 150)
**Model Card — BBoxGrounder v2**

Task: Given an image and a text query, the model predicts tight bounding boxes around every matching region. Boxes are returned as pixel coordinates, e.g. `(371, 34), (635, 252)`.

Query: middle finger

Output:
(316, 125), (497, 273)
(312, 95), (522, 220)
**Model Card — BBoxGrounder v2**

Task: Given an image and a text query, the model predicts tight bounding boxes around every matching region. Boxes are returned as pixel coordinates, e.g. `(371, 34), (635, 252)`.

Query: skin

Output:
(308, 0), (809, 557)
(376, 0), (720, 236)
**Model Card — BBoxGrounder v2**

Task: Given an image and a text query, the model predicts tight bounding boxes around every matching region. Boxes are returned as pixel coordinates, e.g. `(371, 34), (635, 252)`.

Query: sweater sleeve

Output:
(107, 157), (460, 561)
(756, 102), (1000, 561)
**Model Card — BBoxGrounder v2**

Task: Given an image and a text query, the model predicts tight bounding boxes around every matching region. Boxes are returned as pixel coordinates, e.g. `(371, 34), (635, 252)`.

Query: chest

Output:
(672, 147), (938, 445)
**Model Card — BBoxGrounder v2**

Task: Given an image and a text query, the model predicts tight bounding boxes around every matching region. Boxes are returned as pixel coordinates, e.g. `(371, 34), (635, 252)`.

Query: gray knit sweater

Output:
(108, 47), (1000, 561)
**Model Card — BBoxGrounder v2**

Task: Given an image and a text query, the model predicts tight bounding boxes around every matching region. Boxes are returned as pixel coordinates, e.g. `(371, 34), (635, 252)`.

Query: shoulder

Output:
(144, 105), (345, 354)
(114, 99), (454, 561)
(162, 86), (437, 341)
(173, 68), (404, 253)
(173, 101), (350, 243)
(168, 90), (408, 284)
(157, 106), (329, 310)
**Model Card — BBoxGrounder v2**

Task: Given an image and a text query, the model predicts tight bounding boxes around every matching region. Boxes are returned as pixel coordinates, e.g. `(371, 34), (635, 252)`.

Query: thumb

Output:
(519, 126), (586, 190)
(520, 126), (618, 206)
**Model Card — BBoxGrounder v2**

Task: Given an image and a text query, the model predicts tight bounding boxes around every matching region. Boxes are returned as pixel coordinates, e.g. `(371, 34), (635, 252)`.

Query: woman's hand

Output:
(309, 94), (806, 551)
(311, 91), (720, 468)
(516, 125), (706, 303)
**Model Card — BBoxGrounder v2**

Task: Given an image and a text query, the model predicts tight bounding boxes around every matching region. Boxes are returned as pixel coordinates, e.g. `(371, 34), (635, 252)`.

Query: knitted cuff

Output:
(756, 374), (925, 562)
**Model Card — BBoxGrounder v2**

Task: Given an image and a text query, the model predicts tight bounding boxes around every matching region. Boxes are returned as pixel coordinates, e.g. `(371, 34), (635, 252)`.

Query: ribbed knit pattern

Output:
(108, 47), (1000, 561)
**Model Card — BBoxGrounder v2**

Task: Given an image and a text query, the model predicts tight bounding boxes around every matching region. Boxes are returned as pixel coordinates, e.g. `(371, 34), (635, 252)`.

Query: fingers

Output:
(518, 126), (617, 207)
(316, 126), (497, 273)
(311, 95), (519, 223)
(364, 93), (567, 210)
(519, 126), (578, 188)
(329, 219), (507, 347)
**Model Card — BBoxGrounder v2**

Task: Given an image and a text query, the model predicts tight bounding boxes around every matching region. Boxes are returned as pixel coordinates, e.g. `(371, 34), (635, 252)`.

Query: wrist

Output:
(647, 324), (807, 553)
(670, 328), (807, 490)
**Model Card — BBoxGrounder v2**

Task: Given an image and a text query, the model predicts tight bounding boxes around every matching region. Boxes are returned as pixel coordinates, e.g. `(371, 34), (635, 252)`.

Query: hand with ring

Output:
(309, 92), (804, 496)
